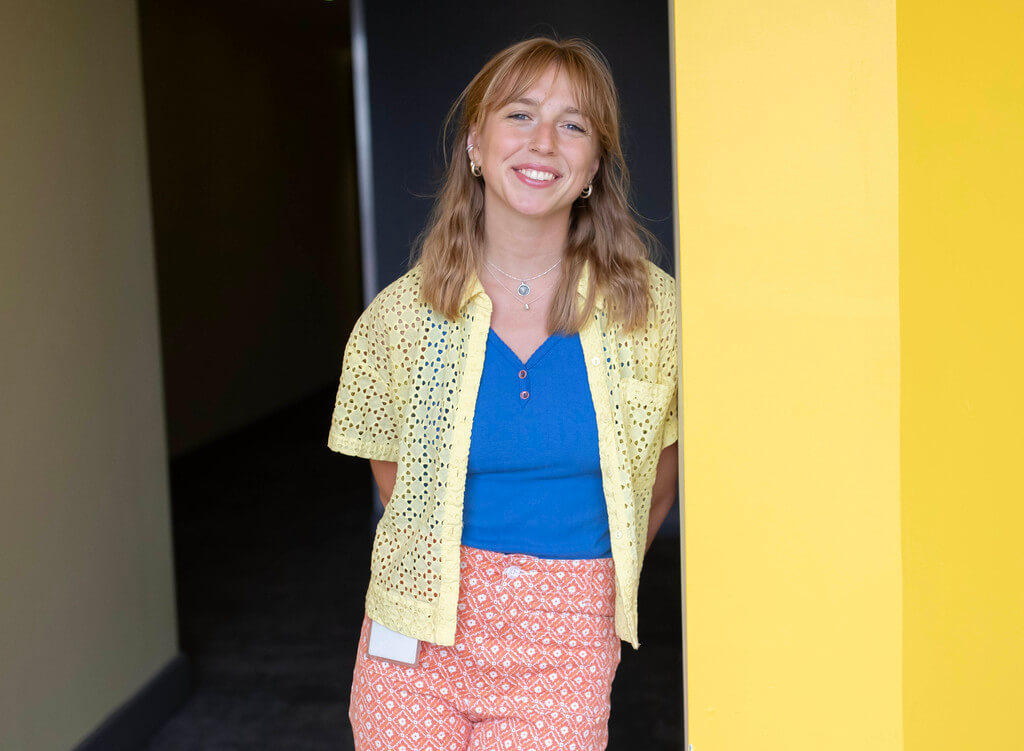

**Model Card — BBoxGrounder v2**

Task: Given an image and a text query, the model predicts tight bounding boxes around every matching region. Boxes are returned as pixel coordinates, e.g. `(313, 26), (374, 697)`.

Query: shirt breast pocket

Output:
(620, 376), (674, 495)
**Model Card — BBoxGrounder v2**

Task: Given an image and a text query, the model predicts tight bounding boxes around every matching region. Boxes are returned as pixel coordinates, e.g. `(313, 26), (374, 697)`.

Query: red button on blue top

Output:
(520, 390), (529, 400)
(518, 369), (527, 379)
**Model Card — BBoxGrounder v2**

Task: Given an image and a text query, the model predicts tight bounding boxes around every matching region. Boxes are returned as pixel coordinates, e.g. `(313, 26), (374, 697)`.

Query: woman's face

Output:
(468, 65), (601, 226)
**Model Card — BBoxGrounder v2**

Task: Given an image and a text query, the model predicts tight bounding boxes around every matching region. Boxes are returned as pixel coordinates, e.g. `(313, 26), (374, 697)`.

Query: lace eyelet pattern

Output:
(329, 261), (678, 649)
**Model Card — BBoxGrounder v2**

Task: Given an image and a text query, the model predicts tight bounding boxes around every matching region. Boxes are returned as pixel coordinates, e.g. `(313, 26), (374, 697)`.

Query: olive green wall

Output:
(0, 1), (179, 748)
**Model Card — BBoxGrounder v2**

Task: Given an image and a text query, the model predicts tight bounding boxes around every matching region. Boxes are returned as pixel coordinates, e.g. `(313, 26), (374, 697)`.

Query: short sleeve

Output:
(327, 301), (401, 462)
(658, 274), (680, 452)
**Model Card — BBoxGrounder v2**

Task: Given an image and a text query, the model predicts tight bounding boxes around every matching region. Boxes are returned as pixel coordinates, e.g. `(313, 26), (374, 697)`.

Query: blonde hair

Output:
(411, 36), (657, 333)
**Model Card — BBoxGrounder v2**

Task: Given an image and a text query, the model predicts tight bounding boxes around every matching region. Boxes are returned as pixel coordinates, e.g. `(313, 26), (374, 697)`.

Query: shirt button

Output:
(615, 531), (622, 539)
(518, 369), (527, 379)
(520, 390), (530, 400)
(591, 357), (600, 365)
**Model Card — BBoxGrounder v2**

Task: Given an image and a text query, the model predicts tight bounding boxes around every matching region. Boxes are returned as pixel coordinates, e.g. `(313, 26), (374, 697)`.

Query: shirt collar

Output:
(460, 258), (605, 312)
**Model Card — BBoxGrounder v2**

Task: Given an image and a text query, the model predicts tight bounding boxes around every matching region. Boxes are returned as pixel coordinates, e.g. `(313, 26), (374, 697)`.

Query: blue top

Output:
(461, 327), (613, 559)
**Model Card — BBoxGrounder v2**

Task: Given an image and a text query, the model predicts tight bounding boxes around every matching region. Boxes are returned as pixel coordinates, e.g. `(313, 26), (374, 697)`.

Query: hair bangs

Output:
(478, 46), (606, 135)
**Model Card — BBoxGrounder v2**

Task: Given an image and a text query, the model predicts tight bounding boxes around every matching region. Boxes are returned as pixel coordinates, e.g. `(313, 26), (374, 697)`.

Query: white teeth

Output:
(518, 168), (556, 181)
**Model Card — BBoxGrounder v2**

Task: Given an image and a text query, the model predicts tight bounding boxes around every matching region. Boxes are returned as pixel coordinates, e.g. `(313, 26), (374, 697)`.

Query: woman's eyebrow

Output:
(510, 96), (582, 115)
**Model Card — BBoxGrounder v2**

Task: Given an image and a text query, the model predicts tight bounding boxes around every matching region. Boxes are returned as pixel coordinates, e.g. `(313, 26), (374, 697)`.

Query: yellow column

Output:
(899, 2), (1024, 749)
(672, 1), (902, 748)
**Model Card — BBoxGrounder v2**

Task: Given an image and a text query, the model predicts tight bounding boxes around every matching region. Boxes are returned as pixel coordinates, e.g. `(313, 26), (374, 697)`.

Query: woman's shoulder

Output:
(363, 264), (428, 327)
(643, 259), (679, 317)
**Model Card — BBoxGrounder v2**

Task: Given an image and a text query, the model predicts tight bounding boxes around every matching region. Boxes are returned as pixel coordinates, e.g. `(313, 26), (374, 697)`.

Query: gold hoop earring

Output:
(467, 144), (482, 177)
(580, 182), (593, 198)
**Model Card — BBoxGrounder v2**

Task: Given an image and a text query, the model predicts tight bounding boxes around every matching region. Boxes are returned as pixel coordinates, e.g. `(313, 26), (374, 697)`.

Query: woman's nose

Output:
(529, 121), (557, 153)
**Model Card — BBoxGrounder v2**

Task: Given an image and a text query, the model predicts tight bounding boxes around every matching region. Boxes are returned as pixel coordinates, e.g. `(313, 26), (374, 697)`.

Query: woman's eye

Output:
(505, 112), (587, 134)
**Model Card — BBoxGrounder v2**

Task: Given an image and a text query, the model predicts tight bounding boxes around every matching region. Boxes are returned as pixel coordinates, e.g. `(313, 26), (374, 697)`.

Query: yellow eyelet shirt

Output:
(328, 259), (679, 649)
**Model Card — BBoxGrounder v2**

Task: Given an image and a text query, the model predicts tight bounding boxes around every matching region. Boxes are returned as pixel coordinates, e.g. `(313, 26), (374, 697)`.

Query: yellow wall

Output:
(673, 1), (902, 748)
(898, 2), (1024, 749)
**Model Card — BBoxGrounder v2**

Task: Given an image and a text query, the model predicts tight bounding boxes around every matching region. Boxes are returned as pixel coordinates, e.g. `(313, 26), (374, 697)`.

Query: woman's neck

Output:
(481, 204), (570, 272)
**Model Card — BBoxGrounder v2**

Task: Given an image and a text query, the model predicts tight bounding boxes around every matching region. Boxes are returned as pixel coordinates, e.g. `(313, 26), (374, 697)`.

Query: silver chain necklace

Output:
(484, 264), (552, 311)
(483, 256), (562, 297)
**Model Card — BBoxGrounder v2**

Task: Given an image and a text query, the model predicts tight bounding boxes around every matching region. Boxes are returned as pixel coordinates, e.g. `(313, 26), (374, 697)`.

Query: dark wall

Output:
(362, 2), (675, 291)
(138, 0), (363, 456)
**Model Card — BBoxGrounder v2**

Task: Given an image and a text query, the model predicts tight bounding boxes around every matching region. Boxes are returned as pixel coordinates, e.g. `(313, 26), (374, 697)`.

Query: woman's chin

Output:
(502, 199), (571, 222)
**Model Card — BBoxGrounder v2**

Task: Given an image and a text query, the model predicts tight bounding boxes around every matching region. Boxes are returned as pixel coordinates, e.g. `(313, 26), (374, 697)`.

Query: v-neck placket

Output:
(487, 328), (562, 406)
(427, 260), (645, 648)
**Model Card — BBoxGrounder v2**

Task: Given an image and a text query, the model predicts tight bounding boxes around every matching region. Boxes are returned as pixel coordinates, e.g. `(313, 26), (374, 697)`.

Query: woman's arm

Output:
(369, 459), (398, 508)
(645, 443), (679, 553)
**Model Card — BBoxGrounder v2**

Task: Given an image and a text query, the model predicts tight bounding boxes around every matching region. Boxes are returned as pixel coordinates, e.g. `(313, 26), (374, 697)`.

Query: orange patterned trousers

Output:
(349, 544), (621, 751)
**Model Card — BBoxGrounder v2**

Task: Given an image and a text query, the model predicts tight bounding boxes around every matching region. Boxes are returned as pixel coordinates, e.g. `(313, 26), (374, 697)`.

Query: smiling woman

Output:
(468, 72), (600, 227)
(415, 37), (656, 336)
(328, 36), (679, 751)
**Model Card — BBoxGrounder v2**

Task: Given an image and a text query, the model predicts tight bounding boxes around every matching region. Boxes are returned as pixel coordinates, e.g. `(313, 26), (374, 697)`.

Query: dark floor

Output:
(143, 387), (683, 750)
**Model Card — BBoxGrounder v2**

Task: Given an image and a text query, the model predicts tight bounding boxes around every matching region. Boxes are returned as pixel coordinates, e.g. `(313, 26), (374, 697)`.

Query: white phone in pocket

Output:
(367, 619), (421, 667)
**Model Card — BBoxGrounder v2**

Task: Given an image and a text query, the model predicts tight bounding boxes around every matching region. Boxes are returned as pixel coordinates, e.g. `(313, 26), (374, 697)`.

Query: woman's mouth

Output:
(513, 167), (560, 187)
